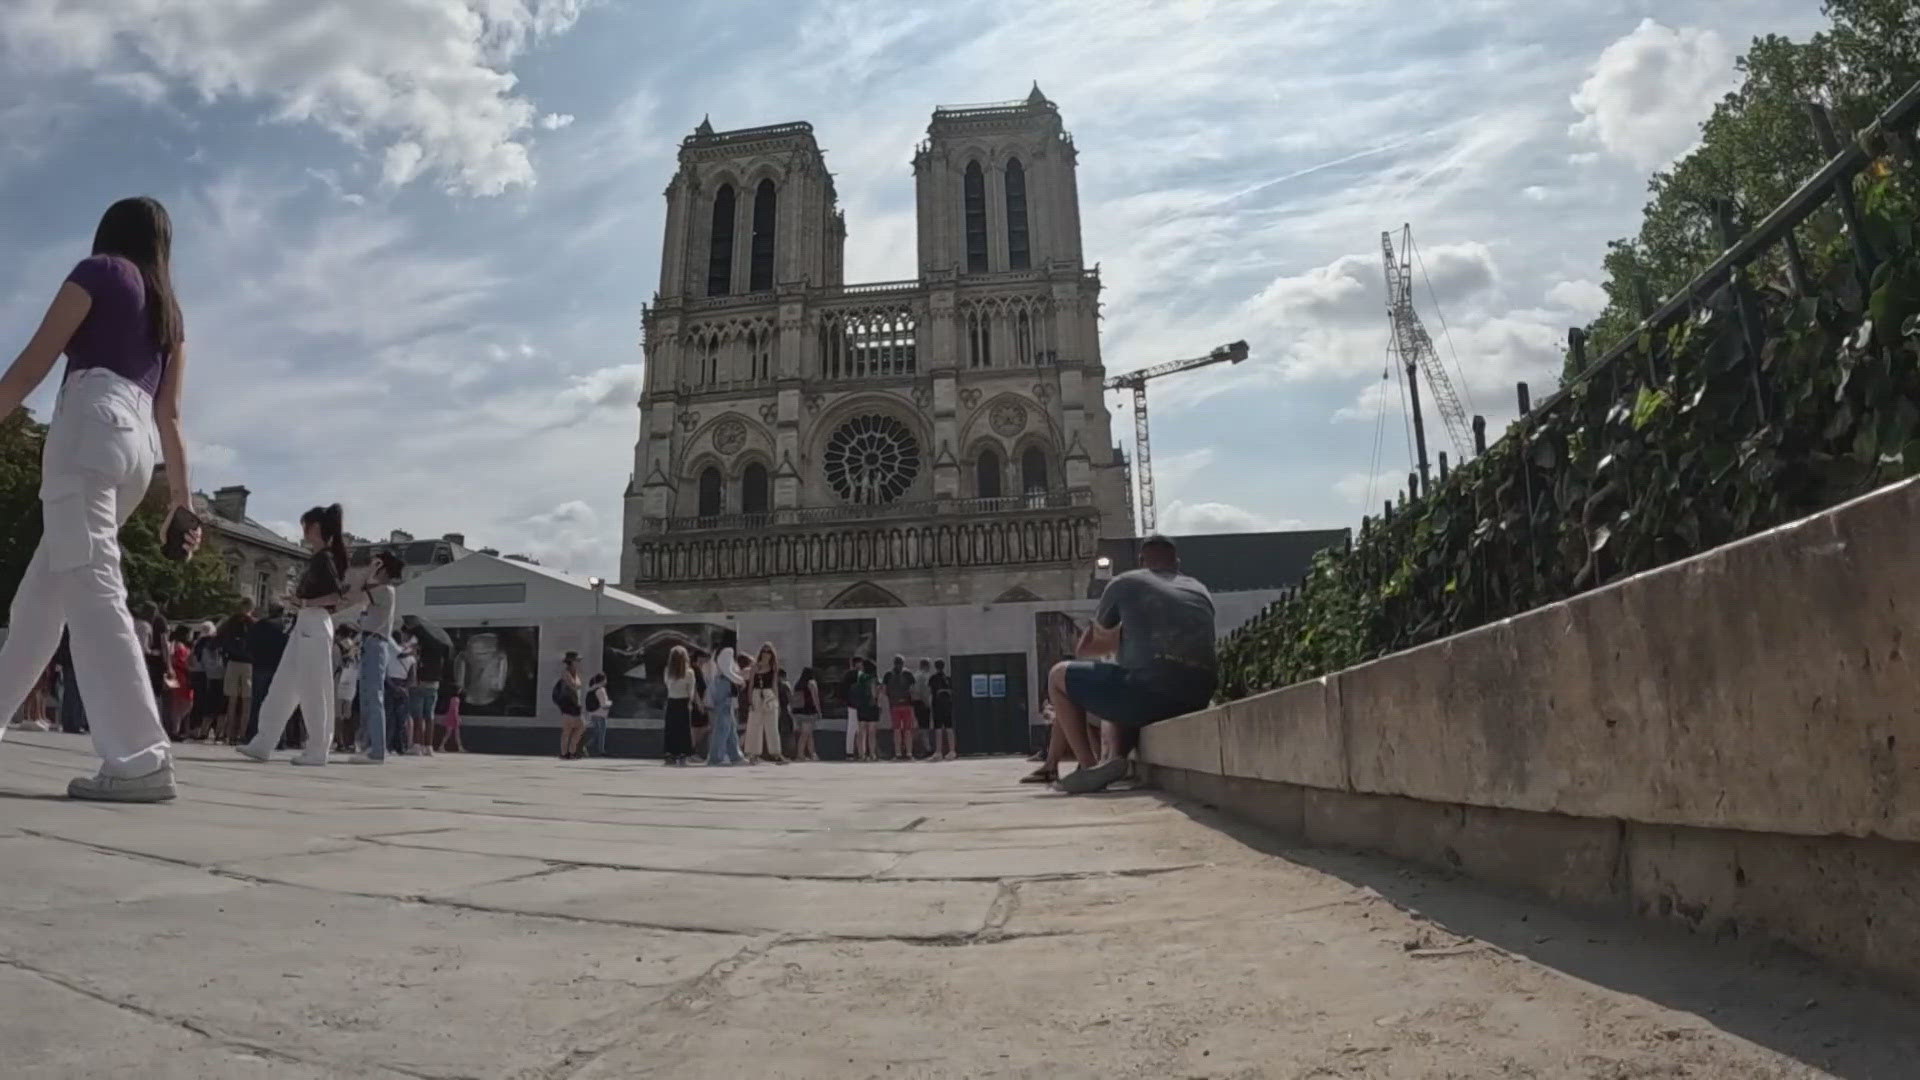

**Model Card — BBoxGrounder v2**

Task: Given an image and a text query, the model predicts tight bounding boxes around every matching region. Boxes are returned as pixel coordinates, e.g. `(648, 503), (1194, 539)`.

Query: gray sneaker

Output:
(69, 763), (177, 803)
(234, 743), (270, 762)
(1056, 757), (1129, 795)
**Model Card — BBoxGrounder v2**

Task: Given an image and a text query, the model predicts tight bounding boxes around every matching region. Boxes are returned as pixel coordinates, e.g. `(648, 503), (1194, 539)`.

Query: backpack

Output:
(552, 678), (578, 711)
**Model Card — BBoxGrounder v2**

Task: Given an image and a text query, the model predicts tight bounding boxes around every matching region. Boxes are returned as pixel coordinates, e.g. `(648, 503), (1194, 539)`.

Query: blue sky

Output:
(0, 0), (1830, 577)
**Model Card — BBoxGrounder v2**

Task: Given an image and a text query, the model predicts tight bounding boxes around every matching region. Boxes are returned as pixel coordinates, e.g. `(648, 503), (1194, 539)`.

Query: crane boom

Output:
(1103, 340), (1248, 534)
(1382, 226), (1472, 470)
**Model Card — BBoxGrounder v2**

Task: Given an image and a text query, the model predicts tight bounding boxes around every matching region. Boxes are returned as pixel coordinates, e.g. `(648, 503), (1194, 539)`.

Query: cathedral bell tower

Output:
(913, 83), (1085, 276)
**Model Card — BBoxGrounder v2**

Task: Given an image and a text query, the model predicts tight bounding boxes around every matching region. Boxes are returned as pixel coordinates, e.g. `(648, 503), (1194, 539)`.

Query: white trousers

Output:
(0, 369), (169, 777)
(246, 607), (335, 763)
(743, 687), (779, 757)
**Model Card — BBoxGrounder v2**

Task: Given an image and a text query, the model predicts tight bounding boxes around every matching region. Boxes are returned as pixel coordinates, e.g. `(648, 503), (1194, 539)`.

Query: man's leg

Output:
(1045, 661), (1097, 770)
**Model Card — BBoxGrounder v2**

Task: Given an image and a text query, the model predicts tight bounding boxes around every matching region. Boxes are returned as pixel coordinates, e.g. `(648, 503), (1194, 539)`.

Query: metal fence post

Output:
(1712, 198), (1770, 416)
(1807, 103), (1878, 283)
(1438, 451), (1450, 483)
(1516, 382), (1531, 414)
(1472, 415), (1487, 455)
(1782, 229), (1810, 297)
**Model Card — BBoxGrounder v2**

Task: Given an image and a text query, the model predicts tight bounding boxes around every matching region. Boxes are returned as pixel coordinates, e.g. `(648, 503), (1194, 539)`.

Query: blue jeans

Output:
(705, 700), (741, 765)
(386, 681), (410, 753)
(409, 685), (439, 745)
(586, 712), (608, 757)
(357, 637), (390, 760)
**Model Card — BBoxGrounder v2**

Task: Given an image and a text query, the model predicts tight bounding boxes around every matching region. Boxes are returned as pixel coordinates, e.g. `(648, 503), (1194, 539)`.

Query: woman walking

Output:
(742, 643), (786, 764)
(791, 666), (821, 761)
(661, 645), (695, 765)
(237, 505), (353, 766)
(704, 646), (747, 767)
(434, 686), (463, 753)
(0, 197), (201, 800)
(556, 651), (585, 759)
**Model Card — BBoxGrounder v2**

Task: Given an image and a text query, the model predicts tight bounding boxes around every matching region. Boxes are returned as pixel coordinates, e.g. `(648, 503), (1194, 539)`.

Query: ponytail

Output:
(300, 503), (349, 578)
(323, 504), (347, 578)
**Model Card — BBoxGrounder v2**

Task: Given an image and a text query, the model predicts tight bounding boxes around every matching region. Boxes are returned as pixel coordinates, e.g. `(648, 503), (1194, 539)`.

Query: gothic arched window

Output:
(1005, 158), (1030, 270)
(968, 310), (992, 368)
(741, 463), (769, 515)
(707, 185), (736, 297)
(1014, 309), (1033, 366)
(1022, 446), (1048, 494)
(749, 179), (777, 292)
(963, 161), (988, 273)
(976, 447), (1002, 499)
(698, 466), (723, 517)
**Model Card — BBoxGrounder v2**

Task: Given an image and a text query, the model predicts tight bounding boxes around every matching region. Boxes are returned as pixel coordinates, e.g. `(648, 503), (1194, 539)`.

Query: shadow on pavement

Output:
(1157, 791), (1920, 1080)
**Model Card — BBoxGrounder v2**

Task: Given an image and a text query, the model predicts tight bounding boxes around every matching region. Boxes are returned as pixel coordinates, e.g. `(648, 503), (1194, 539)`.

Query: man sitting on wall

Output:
(1024, 534), (1217, 794)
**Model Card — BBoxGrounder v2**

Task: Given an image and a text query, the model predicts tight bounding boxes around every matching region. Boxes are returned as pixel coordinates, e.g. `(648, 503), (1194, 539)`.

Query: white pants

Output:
(246, 607), (335, 763)
(0, 369), (169, 777)
(743, 687), (779, 758)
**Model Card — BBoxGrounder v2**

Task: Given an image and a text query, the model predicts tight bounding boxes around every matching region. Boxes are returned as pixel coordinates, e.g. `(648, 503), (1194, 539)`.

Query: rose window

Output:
(824, 415), (921, 504)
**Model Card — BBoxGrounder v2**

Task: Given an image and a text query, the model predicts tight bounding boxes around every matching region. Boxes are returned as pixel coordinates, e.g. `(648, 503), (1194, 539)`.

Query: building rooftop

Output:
(1097, 528), (1350, 594)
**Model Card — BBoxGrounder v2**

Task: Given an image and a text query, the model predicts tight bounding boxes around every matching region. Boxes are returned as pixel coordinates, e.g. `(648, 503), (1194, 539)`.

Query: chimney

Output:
(389, 529), (414, 544)
(442, 533), (466, 547)
(211, 485), (250, 522)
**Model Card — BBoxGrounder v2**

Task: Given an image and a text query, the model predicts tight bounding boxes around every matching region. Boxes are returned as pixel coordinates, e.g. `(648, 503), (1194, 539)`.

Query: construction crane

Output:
(1382, 224), (1472, 488)
(1104, 340), (1249, 534)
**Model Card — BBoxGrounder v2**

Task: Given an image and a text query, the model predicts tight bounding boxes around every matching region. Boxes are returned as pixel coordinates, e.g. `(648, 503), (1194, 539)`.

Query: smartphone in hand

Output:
(162, 507), (202, 562)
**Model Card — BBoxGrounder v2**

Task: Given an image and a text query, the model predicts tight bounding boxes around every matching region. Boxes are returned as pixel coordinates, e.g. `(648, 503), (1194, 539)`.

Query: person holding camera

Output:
(0, 197), (201, 802)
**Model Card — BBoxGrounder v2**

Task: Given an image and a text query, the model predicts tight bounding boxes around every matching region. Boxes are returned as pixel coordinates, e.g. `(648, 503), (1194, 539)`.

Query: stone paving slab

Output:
(443, 865), (1001, 938)
(2, 731), (1916, 1079)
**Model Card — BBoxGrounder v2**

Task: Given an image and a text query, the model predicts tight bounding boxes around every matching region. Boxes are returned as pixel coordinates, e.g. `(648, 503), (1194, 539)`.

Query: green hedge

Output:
(1217, 169), (1920, 702)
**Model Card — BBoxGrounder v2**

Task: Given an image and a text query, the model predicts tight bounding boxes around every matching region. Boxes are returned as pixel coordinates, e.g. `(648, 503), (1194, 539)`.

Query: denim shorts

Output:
(1061, 661), (1210, 728)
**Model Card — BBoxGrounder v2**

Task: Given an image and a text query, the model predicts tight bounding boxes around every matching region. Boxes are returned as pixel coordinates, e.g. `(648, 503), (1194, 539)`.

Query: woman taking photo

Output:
(0, 197), (200, 801)
(239, 505), (356, 766)
(742, 643), (786, 764)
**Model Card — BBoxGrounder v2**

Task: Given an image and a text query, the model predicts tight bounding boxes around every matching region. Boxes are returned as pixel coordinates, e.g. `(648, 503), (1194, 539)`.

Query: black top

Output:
(750, 669), (777, 691)
(217, 615), (254, 662)
(295, 550), (342, 601)
(928, 671), (952, 702)
(247, 616), (289, 671)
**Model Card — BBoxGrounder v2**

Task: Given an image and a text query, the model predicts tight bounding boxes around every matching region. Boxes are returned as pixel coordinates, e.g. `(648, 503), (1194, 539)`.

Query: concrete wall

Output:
(1140, 477), (1920, 990)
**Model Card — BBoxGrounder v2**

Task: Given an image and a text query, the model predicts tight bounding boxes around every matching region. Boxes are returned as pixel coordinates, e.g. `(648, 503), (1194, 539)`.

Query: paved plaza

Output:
(1, 731), (1914, 1079)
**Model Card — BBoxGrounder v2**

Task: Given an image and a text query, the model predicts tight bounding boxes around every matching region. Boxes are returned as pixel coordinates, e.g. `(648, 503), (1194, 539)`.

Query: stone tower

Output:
(623, 88), (1132, 612)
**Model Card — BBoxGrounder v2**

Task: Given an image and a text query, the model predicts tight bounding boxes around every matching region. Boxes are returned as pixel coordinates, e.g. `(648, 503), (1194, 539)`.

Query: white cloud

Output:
(1157, 500), (1302, 536)
(1569, 19), (1736, 169)
(538, 112), (575, 130)
(1546, 278), (1608, 318)
(1331, 378), (1400, 423)
(1332, 470), (1409, 511)
(0, 0), (589, 195)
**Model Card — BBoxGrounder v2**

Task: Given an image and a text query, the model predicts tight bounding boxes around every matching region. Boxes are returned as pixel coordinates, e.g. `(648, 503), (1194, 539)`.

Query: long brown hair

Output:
(756, 642), (778, 673)
(666, 645), (689, 680)
(92, 197), (184, 362)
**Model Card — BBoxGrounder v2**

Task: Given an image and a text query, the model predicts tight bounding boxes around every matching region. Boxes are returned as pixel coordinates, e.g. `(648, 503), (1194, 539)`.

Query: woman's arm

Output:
(153, 341), (192, 511)
(0, 282), (90, 418)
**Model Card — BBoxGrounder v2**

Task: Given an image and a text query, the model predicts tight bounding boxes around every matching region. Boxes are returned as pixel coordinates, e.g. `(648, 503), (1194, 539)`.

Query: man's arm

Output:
(1077, 579), (1126, 657)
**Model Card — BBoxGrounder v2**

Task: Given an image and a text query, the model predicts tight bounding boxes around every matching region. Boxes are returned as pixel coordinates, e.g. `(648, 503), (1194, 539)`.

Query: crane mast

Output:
(1104, 340), (1249, 535)
(1382, 225), (1472, 486)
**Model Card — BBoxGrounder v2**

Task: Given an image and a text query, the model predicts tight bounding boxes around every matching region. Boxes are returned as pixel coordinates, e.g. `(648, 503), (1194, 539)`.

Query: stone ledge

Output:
(1147, 764), (1920, 993)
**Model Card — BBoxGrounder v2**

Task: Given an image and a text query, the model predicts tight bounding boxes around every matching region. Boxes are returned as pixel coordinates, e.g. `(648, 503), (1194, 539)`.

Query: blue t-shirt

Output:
(64, 255), (167, 395)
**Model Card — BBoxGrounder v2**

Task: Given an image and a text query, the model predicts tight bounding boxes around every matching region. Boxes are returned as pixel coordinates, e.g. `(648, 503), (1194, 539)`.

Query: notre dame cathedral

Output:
(621, 86), (1133, 611)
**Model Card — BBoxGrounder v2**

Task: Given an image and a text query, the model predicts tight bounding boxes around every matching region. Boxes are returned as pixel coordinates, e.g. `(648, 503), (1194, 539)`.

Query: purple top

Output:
(63, 255), (165, 395)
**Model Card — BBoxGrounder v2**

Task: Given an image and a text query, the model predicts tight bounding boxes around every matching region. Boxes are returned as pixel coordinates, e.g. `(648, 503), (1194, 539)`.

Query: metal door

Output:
(949, 652), (1030, 755)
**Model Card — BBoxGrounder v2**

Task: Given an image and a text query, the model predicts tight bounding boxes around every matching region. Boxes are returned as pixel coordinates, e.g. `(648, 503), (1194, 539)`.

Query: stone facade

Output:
(196, 486), (306, 610)
(622, 87), (1132, 612)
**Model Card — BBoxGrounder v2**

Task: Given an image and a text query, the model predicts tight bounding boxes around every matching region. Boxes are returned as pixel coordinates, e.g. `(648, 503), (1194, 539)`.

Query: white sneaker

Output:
(347, 753), (383, 765)
(29, 720), (52, 731)
(69, 763), (176, 803)
(234, 743), (270, 762)
(291, 756), (327, 767)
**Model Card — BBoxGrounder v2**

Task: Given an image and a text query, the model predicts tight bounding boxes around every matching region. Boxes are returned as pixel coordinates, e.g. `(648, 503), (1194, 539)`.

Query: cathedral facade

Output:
(622, 87), (1132, 611)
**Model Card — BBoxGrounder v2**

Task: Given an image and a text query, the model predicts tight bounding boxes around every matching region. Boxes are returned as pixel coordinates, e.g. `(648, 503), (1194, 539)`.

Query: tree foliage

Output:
(1221, 4), (1920, 700)
(0, 409), (241, 622)
(1576, 0), (1920, 375)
